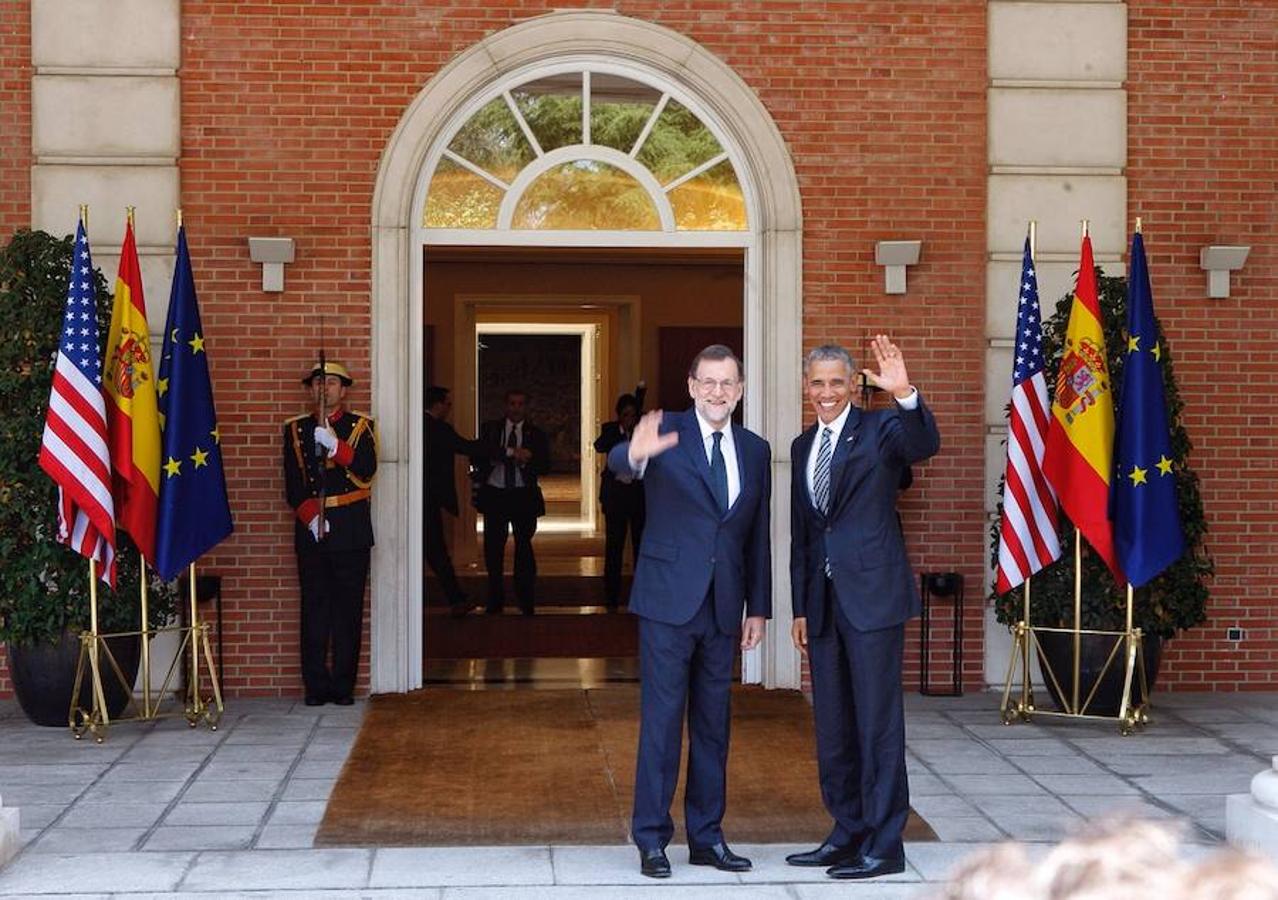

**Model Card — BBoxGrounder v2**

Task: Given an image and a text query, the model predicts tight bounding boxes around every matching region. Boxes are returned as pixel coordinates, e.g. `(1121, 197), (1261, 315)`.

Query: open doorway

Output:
(423, 246), (744, 686)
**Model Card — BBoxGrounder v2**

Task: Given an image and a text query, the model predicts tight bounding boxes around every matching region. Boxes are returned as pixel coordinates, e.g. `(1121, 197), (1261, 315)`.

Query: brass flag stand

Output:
(999, 532), (1149, 735)
(69, 561), (224, 743)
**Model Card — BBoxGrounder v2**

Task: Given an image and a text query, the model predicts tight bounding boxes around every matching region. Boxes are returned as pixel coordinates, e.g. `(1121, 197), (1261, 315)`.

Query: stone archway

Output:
(368, 10), (803, 693)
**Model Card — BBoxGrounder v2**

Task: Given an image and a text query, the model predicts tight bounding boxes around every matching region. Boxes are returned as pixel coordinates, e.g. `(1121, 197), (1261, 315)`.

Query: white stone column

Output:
(983, 1), (1129, 685)
(0, 792), (18, 868)
(30, 0), (181, 322)
(1227, 756), (1278, 861)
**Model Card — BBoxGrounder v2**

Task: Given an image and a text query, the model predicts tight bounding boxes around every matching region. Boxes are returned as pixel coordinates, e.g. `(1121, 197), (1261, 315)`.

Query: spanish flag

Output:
(105, 219), (161, 562)
(1042, 234), (1123, 580)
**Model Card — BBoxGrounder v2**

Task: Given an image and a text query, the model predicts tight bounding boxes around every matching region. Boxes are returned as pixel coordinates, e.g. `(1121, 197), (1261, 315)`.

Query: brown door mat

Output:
(316, 686), (936, 846)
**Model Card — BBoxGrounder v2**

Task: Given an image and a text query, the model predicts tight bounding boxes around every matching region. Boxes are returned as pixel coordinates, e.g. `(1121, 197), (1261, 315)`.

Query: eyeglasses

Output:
(693, 377), (740, 393)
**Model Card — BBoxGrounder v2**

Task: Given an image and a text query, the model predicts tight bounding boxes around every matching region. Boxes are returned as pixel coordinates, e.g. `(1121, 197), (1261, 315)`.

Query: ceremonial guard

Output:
(283, 361), (377, 706)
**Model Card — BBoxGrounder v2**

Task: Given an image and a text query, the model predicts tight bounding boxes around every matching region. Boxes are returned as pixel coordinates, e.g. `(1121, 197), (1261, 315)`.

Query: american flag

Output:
(996, 236), (1061, 594)
(37, 220), (117, 586)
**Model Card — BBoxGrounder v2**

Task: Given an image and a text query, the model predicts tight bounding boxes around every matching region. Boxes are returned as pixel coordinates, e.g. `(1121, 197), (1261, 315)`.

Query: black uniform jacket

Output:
(284, 408), (378, 552)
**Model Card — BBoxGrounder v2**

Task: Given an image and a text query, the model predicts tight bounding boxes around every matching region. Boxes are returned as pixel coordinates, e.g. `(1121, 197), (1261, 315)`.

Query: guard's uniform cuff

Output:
(297, 498), (320, 524)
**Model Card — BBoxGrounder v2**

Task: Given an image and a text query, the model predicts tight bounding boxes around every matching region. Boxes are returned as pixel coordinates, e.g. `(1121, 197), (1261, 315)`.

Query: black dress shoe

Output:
(689, 841), (752, 872)
(786, 841), (861, 867)
(332, 695), (354, 706)
(638, 847), (671, 878)
(827, 855), (906, 880)
(303, 695), (325, 707)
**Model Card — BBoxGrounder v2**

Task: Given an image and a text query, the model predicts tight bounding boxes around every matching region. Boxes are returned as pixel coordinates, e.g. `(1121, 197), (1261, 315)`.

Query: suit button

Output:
(710, 557), (716, 564)
(825, 527), (832, 533)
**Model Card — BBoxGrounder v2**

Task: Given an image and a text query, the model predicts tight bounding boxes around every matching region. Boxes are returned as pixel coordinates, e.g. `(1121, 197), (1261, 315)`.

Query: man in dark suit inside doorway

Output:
(473, 388), (550, 615)
(608, 344), (771, 879)
(424, 385), (485, 617)
(787, 337), (940, 880)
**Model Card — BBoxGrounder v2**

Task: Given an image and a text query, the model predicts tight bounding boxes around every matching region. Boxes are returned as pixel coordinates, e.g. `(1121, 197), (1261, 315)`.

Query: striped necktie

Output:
(813, 426), (833, 515)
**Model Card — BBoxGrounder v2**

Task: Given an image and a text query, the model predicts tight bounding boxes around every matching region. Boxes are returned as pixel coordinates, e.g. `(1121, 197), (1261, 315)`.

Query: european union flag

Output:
(1111, 231), (1184, 587)
(154, 225), (233, 581)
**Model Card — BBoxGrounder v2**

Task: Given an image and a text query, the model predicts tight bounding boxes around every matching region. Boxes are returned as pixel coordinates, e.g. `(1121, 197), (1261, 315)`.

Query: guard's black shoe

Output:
(332, 695), (354, 706)
(827, 855), (906, 880)
(638, 847), (671, 878)
(303, 695), (325, 707)
(689, 841), (752, 872)
(786, 842), (861, 867)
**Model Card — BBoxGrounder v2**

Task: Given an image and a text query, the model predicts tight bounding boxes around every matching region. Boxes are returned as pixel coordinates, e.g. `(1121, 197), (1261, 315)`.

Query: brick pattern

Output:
(1, 1), (1271, 699)
(1128, 1), (1278, 690)
(0, 0), (32, 696)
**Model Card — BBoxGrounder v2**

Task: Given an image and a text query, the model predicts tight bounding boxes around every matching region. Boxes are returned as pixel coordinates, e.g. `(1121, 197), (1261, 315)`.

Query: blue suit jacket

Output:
(609, 410), (772, 634)
(790, 398), (940, 634)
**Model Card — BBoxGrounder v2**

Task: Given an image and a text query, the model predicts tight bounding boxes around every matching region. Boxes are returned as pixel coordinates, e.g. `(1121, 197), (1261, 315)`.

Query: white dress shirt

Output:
(487, 419), (525, 489)
(694, 410), (741, 509)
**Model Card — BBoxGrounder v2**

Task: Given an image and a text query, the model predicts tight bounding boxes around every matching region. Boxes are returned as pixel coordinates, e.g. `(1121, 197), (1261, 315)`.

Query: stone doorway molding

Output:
(368, 10), (802, 693)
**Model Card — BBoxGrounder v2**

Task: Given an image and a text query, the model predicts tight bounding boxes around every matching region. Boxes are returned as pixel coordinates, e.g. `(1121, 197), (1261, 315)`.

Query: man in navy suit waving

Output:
(608, 344), (771, 879)
(787, 337), (940, 880)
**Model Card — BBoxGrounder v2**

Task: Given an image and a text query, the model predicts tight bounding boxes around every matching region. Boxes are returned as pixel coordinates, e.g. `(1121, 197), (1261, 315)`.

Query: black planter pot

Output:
(1037, 630), (1162, 717)
(9, 630), (142, 727)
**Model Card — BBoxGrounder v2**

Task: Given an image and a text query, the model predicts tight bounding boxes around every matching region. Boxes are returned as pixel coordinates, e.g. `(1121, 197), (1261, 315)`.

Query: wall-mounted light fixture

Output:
(1199, 245), (1249, 299)
(874, 240), (922, 294)
(247, 237), (295, 292)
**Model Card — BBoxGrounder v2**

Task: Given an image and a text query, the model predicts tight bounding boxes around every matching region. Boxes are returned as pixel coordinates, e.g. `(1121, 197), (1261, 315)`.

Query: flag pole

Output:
(188, 562), (202, 719)
(1022, 219), (1038, 716)
(1071, 218), (1090, 714)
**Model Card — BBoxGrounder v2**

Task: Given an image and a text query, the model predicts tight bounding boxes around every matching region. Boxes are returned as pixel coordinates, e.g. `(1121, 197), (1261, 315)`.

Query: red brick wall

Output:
(1128, 1), (1278, 690)
(0, 0), (32, 697)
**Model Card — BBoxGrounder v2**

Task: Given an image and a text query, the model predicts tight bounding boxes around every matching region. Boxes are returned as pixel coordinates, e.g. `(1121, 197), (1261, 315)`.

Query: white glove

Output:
(307, 516), (331, 542)
(314, 426), (338, 457)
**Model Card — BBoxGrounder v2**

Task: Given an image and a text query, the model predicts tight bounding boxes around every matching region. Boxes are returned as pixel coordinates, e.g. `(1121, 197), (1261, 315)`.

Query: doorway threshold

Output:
(424, 656), (639, 690)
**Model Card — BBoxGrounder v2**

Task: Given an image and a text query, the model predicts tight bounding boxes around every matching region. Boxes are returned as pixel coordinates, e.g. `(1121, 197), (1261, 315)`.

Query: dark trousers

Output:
(480, 486), (538, 612)
(424, 501), (465, 604)
(632, 594), (736, 851)
(602, 498), (644, 607)
(297, 545), (370, 702)
(807, 579), (909, 859)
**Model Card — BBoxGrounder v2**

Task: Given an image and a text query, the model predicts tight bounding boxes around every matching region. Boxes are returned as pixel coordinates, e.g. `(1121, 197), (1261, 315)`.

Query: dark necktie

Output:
(710, 431), (728, 513)
(814, 427), (833, 515)
(505, 425), (518, 487)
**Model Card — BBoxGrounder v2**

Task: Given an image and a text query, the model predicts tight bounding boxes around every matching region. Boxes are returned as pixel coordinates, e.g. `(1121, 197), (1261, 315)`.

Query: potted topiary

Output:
(989, 268), (1213, 714)
(0, 228), (176, 726)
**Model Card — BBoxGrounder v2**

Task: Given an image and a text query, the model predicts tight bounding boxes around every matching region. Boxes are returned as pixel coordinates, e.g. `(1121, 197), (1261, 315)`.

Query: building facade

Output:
(0, 1), (1273, 697)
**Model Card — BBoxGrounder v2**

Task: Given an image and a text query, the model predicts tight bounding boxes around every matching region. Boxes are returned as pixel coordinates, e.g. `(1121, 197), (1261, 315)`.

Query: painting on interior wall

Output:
(477, 333), (581, 475)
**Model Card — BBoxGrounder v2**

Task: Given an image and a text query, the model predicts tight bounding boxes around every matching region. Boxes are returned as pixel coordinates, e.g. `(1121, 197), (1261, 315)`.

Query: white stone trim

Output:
(370, 10), (802, 693)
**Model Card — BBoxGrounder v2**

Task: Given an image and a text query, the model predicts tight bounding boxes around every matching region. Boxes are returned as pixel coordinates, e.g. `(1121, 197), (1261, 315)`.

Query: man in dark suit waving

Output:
(473, 389), (550, 615)
(787, 338), (940, 879)
(608, 344), (771, 879)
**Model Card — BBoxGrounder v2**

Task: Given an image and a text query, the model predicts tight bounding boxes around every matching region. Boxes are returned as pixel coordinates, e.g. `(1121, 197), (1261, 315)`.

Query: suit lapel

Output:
(678, 411), (721, 513)
(828, 406), (863, 509)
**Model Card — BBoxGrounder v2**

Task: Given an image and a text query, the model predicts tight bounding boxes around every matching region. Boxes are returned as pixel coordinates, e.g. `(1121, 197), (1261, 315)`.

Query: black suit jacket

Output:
(790, 397), (940, 634)
(424, 412), (484, 516)
(473, 419), (551, 518)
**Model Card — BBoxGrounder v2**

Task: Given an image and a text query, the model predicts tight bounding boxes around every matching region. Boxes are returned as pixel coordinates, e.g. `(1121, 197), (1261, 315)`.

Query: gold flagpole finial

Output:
(1135, 216), (1142, 234)
(80, 204), (89, 230)
(1028, 220), (1037, 262)
(1081, 218), (1089, 239)
(177, 207), (183, 229)
(126, 206), (136, 228)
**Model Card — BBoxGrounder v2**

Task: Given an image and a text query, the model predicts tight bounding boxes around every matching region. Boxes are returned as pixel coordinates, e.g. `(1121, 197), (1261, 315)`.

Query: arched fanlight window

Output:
(423, 68), (747, 232)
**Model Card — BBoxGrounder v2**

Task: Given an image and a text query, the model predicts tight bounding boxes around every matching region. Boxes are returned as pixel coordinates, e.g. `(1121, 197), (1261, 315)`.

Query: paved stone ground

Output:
(0, 689), (1271, 898)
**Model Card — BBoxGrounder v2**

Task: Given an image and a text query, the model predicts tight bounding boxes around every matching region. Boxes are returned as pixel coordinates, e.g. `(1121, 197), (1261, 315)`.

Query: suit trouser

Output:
(602, 495), (645, 606)
(632, 594), (735, 851)
(297, 545), (370, 701)
(424, 501), (465, 604)
(481, 486), (538, 611)
(807, 580), (909, 860)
